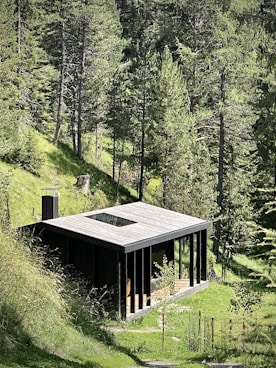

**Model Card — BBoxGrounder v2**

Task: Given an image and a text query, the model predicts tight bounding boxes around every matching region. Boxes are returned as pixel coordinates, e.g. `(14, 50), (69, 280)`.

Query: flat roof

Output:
(42, 202), (209, 253)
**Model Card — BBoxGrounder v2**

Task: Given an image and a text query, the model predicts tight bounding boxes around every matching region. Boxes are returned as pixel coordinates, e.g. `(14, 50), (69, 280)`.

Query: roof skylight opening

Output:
(87, 213), (136, 227)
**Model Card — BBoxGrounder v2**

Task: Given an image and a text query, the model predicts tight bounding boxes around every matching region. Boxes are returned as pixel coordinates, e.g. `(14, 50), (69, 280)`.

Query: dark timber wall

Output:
(42, 230), (118, 289)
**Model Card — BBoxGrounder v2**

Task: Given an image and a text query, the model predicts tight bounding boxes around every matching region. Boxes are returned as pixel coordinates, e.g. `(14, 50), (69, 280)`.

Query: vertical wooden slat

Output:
(130, 251), (136, 314)
(189, 234), (194, 287)
(179, 238), (183, 279)
(119, 253), (127, 319)
(196, 231), (201, 284)
(137, 248), (144, 309)
(144, 246), (152, 306)
(117, 252), (121, 316)
(201, 229), (207, 281)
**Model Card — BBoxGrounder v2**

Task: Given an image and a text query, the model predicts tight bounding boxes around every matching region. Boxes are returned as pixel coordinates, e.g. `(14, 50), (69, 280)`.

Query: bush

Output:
(1, 127), (43, 175)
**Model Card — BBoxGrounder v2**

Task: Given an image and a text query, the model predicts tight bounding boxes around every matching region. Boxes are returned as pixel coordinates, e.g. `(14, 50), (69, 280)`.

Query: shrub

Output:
(1, 127), (43, 175)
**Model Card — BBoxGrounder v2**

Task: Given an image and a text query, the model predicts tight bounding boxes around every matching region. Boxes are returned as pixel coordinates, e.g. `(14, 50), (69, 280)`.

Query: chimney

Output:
(41, 188), (59, 220)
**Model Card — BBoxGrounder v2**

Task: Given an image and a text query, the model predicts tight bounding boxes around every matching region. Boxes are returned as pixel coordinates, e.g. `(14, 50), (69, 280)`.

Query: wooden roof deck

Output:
(42, 202), (209, 253)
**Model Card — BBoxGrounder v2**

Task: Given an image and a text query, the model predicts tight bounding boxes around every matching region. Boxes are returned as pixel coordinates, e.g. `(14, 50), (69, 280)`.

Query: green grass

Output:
(0, 132), (140, 367)
(1, 129), (275, 368)
(0, 131), (135, 228)
(0, 226), (140, 368)
(112, 280), (275, 367)
(113, 284), (234, 366)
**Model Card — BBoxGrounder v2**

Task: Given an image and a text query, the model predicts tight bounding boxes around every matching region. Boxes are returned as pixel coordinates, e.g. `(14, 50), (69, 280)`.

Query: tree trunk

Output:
(70, 87), (77, 154)
(139, 123), (145, 201)
(162, 143), (169, 207)
(77, 8), (87, 158)
(213, 67), (226, 258)
(17, 0), (21, 56)
(138, 92), (146, 201)
(54, 0), (66, 146)
(116, 140), (125, 201)
(112, 134), (116, 180)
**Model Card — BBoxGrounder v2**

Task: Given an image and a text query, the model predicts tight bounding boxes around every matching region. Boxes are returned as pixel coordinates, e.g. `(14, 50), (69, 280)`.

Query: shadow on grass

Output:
(46, 141), (136, 204)
(0, 344), (103, 368)
(226, 257), (256, 279)
(76, 322), (144, 367)
(224, 258), (275, 292)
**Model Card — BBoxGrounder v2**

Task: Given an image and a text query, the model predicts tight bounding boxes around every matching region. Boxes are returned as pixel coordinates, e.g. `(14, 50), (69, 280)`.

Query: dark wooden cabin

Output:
(38, 199), (209, 319)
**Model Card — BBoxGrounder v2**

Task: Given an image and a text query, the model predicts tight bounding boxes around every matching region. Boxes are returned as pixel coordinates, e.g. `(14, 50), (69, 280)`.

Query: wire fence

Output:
(183, 309), (275, 366)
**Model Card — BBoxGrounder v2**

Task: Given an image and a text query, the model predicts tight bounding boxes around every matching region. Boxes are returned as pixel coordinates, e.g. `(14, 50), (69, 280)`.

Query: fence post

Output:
(204, 318), (208, 352)
(229, 318), (233, 344)
(162, 311), (165, 351)
(211, 317), (215, 351)
(198, 310), (202, 351)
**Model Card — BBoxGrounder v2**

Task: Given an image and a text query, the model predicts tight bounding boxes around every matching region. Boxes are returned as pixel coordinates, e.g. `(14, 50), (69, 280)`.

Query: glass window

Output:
(86, 213), (136, 227)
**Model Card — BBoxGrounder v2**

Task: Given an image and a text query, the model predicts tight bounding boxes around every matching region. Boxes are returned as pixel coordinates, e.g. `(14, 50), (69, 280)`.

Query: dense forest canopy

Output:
(0, 0), (275, 274)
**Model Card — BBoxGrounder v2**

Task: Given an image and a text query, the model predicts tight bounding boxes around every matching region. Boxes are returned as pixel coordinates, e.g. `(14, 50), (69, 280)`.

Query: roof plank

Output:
(42, 202), (209, 253)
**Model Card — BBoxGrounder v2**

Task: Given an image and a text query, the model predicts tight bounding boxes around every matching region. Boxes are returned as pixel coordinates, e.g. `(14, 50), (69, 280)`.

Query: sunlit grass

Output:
(113, 281), (275, 367)
(0, 227), (138, 367)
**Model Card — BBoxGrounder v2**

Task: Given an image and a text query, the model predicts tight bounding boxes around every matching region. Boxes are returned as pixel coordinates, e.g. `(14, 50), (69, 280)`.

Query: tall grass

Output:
(0, 227), (140, 368)
(0, 226), (69, 354)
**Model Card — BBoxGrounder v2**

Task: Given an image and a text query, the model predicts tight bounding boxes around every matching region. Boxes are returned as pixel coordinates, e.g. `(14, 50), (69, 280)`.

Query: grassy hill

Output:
(0, 132), (135, 228)
(0, 131), (275, 368)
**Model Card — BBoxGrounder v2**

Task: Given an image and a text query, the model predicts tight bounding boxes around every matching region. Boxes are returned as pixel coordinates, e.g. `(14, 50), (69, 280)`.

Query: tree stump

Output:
(75, 174), (91, 195)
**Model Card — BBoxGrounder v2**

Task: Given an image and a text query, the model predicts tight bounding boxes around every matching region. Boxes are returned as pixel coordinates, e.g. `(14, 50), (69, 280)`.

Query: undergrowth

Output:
(0, 226), (138, 367)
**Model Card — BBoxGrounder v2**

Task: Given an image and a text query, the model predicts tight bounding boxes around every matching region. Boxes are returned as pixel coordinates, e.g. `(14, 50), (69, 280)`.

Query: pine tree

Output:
(0, 0), (42, 173)
(254, 0), (276, 229)
(209, 6), (261, 260)
(129, 28), (159, 200)
(0, 0), (19, 159)
(106, 66), (133, 198)
(148, 46), (191, 207)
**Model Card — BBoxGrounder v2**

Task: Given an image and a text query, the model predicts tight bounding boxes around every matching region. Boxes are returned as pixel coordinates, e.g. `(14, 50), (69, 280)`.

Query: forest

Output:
(1, 0), (275, 274)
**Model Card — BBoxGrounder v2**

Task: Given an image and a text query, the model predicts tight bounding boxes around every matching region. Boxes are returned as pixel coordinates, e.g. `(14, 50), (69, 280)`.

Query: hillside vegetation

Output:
(0, 132), (275, 368)
(0, 133), (142, 367)
(0, 0), (275, 366)
(0, 131), (134, 228)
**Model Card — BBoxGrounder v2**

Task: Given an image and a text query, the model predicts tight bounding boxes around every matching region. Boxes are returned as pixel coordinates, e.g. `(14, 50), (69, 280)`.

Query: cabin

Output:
(37, 195), (209, 319)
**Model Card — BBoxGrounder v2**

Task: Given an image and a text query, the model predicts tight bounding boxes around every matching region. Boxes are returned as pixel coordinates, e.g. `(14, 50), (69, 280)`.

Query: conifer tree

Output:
(148, 46), (191, 207)
(0, 0), (19, 158)
(0, 0), (42, 173)
(209, 7), (261, 260)
(129, 28), (158, 200)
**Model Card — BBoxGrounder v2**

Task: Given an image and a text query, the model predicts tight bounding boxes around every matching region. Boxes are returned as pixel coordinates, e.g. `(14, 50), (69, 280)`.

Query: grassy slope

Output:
(114, 282), (275, 367)
(1, 131), (275, 367)
(0, 132), (139, 368)
(0, 227), (138, 368)
(0, 132), (134, 228)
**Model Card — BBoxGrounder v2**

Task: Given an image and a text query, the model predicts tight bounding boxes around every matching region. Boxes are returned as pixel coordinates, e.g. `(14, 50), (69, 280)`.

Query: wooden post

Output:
(118, 253), (127, 319)
(204, 317), (208, 352)
(179, 238), (183, 279)
(129, 251), (136, 314)
(229, 318), (233, 342)
(145, 246), (152, 306)
(162, 311), (165, 351)
(211, 317), (215, 351)
(137, 249), (144, 309)
(198, 309), (202, 351)
(196, 232), (201, 284)
(190, 234), (194, 287)
(201, 229), (207, 281)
